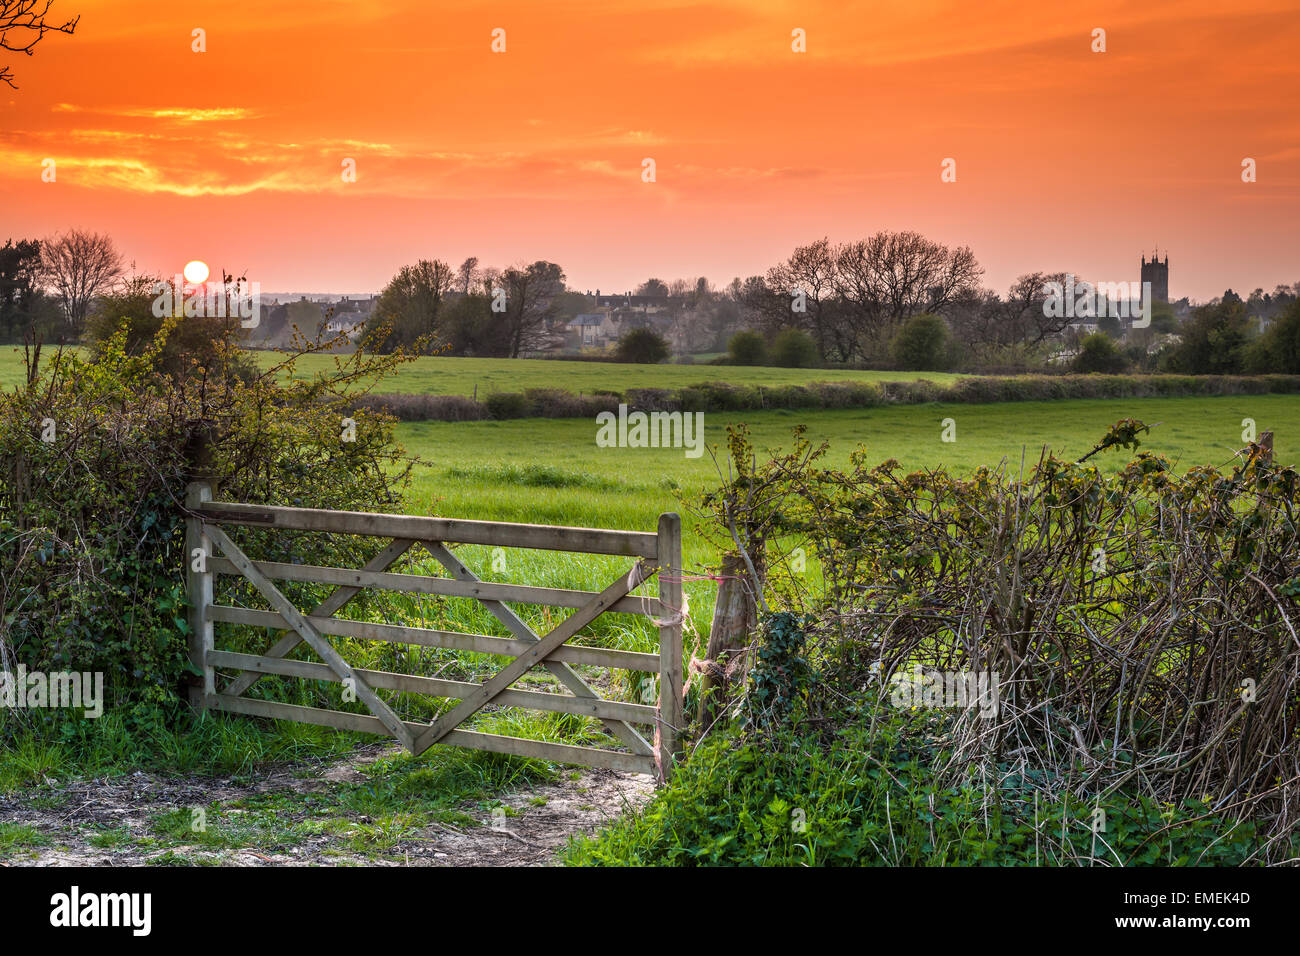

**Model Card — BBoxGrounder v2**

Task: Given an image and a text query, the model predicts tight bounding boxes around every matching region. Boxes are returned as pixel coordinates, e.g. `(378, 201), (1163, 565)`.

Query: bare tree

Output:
(947, 272), (1081, 359)
(834, 231), (982, 347)
(691, 276), (713, 301)
(456, 256), (479, 295)
(947, 287), (1007, 356)
(1, 0), (78, 89)
(766, 237), (853, 361)
(737, 274), (788, 334)
(499, 260), (565, 357)
(1006, 271), (1077, 345)
(40, 229), (124, 339)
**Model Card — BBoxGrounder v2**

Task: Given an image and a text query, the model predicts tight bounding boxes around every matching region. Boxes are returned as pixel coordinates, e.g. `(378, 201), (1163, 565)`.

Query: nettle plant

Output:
(742, 611), (816, 729)
(0, 316), (417, 715)
(707, 420), (1300, 861)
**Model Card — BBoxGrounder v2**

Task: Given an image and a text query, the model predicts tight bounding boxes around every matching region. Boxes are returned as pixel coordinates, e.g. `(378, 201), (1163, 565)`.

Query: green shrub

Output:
(759, 384), (822, 409)
(743, 613), (815, 728)
(881, 379), (940, 403)
(623, 388), (678, 412)
(1073, 333), (1129, 373)
(484, 391), (529, 419)
(310, 373), (1300, 423)
(523, 388), (586, 417)
(770, 329), (819, 368)
(614, 328), (671, 365)
(676, 386), (708, 412)
(351, 393), (489, 421)
(891, 313), (951, 371)
(811, 381), (882, 408)
(690, 382), (763, 411)
(1161, 300), (1253, 374)
(728, 331), (767, 366)
(1245, 301), (1300, 373)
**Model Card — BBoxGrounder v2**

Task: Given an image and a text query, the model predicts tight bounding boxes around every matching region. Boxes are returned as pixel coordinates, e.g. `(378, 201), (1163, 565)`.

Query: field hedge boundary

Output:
(348, 374), (1300, 422)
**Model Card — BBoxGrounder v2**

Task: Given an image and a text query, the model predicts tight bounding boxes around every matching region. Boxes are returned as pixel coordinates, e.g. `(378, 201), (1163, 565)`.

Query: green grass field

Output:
(270, 353), (964, 396)
(391, 394), (1297, 650)
(0, 345), (86, 390)
(0, 346), (960, 395)
(0, 346), (48, 389)
(397, 395), (1294, 529)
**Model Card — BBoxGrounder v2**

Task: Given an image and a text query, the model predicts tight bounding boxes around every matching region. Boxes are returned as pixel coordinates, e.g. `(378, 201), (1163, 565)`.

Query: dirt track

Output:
(0, 744), (653, 867)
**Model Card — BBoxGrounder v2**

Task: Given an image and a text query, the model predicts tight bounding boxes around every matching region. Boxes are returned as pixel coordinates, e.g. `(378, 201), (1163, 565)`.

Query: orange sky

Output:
(2, 0), (1297, 300)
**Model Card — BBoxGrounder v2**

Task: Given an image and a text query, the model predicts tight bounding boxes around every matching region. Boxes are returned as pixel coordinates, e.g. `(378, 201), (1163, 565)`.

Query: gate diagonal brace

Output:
(411, 560), (655, 756)
(220, 537), (417, 700)
(205, 524), (416, 752)
(419, 541), (654, 758)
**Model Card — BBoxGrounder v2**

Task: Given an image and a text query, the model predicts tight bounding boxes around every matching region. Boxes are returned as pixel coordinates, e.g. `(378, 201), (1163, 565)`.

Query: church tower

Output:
(1141, 250), (1169, 303)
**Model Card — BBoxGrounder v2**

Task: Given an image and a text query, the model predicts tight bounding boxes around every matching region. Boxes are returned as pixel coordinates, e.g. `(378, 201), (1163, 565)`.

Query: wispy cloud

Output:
(53, 104), (257, 122)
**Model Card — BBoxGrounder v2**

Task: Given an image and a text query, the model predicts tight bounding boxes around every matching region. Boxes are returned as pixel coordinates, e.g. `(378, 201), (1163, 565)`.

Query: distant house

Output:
(593, 290), (670, 310)
(568, 313), (607, 347)
(324, 318), (364, 339)
(329, 295), (375, 319)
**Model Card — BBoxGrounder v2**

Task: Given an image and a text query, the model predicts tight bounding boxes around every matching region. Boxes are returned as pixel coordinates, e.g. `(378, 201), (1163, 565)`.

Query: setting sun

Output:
(182, 260), (209, 284)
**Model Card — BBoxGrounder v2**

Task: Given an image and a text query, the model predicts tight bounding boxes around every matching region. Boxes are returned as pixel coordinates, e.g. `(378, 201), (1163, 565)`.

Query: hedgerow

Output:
(608, 418), (1300, 865)
(351, 373), (1300, 421)
(0, 319), (413, 716)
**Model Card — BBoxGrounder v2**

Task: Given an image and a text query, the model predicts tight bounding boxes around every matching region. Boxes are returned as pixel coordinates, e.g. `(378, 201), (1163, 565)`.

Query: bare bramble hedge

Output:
(701, 420), (1300, 862)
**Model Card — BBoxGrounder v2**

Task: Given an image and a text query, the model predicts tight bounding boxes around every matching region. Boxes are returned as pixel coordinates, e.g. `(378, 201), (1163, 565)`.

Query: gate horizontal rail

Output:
(184, 482), (684, 780)
(204, 605), (662, 672)
(193, 498), (659, 557)
(204, 558), (659, 615)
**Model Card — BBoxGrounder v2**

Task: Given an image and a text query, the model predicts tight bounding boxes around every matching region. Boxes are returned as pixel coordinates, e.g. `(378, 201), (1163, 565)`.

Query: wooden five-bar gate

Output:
(183, 482), (683, 779)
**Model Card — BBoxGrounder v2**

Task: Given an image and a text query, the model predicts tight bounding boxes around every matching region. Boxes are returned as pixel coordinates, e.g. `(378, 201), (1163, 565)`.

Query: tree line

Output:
(4, 227), (1298, 375)
(361, 258), (571, 358)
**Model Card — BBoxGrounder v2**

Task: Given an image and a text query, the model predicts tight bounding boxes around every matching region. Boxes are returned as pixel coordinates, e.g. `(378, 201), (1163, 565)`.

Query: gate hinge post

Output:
(184, 481), (215, 708)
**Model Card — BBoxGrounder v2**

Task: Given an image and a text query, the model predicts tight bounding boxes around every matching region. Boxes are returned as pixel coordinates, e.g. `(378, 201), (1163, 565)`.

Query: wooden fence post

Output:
(657, 512), (683, 782)
(697, 550), (759, 730)
(1261, 430), (1274, 465)
(185, 481), (215, 710)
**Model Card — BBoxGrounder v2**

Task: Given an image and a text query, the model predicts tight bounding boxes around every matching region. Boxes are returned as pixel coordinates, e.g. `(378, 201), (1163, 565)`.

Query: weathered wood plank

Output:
(206, 556), (656, 616)
(184, 482), (216, 703)
(656, 513), (685, 782)
(220, 537), (417, 700)
(411, 560), (654, 755)
(420, 541), (654, 757)
(208, 650), (657, 724)
(207, 604), (662, 673)
(205, 524), (415, 752)
(207, 695), (656, 775)
(195, 500), (658, 558)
